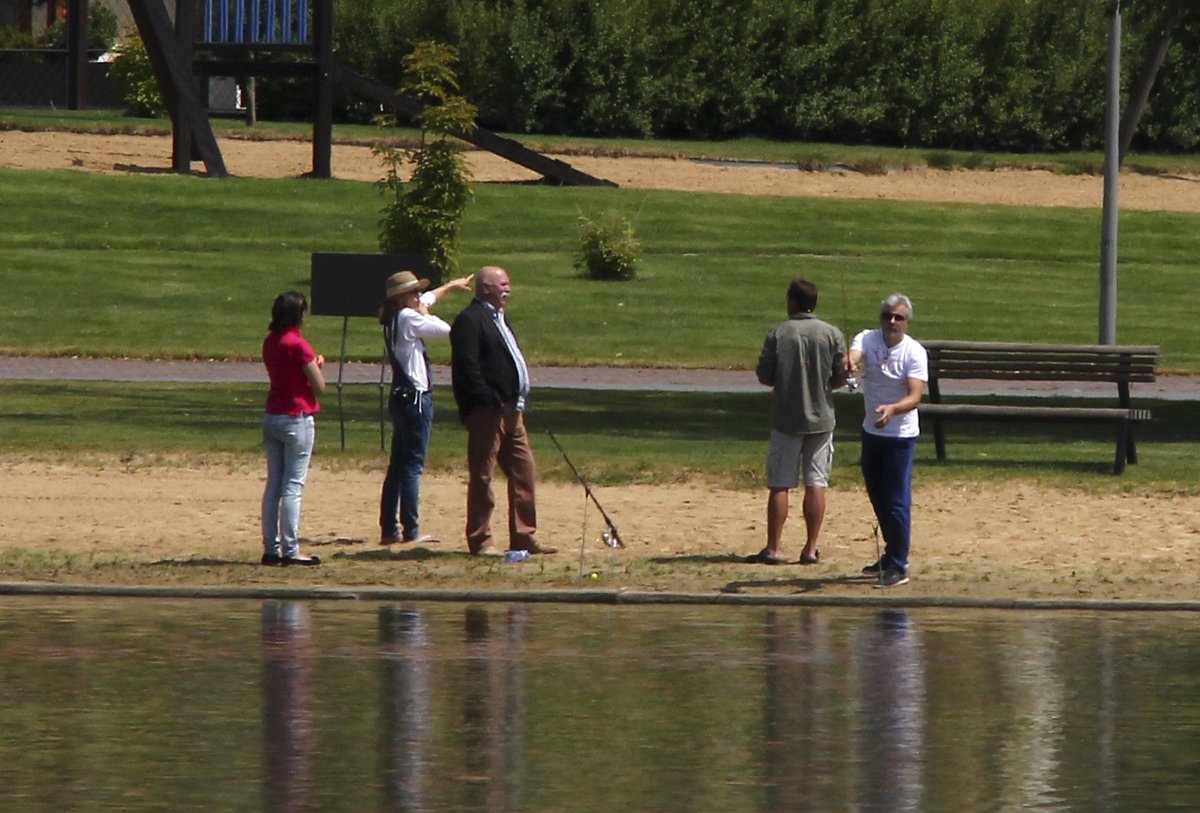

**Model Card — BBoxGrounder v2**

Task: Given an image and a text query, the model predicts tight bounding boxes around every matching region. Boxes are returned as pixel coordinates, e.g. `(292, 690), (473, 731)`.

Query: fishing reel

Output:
(600, 525), (623, 549)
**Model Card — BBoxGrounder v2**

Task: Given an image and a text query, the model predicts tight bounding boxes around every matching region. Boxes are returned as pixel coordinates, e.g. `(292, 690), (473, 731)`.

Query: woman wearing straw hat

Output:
(379, 269), (474, 546)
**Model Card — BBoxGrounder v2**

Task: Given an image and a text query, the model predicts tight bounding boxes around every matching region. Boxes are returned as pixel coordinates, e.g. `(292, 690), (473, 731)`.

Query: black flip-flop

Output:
(744, 550), (788, 565)
(799, 549), (821, 565)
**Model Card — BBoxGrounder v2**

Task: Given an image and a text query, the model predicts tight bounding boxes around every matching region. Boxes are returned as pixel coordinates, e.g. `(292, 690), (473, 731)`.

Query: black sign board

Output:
(308, 251), (431, 450)
(309, 252), (432, 318)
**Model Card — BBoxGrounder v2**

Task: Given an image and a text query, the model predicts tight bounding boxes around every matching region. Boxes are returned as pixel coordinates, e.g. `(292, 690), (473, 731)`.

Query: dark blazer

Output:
(450, 298), (522, 423)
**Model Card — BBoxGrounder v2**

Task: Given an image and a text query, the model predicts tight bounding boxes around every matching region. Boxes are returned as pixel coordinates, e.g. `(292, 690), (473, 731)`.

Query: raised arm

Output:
(426, 274), (475, 305)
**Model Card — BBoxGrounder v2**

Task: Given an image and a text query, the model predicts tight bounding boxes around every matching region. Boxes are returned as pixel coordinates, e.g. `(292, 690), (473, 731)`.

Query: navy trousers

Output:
(380, 389), (434, 540)
(860, 430), (916, 573)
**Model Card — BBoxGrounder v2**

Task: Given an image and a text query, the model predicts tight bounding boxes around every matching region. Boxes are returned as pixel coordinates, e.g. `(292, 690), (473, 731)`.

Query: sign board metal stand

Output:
(310, 252), (432, 450)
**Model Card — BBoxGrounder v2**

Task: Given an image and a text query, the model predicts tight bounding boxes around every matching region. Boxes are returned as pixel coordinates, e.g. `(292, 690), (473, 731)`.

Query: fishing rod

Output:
(839, 266), (859, 392)
(546, 431), (624, 549)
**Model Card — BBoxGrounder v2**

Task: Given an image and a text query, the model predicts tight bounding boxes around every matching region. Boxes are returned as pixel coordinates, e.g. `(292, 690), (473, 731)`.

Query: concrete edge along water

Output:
(1, 582), (1200, 611)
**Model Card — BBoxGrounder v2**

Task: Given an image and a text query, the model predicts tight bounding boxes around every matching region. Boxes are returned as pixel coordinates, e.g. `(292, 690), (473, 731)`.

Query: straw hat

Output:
(385, 271), (430, 299)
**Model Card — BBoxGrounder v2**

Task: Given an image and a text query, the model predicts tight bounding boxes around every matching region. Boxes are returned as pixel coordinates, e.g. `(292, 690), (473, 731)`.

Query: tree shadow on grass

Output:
(721, 574), (879, 595)
(650, 553), (886, 594)
(305, 537), (364, 548)
(333, 547), (444, 563)
(112, 163), (187, 175)
(148, 557), (257, 567)
(922, 457), (1116, 475)
(650, 553), (749, 565)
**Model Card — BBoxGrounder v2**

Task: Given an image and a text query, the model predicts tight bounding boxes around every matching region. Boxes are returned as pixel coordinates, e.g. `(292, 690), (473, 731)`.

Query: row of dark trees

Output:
(331, 0), (1200, 153)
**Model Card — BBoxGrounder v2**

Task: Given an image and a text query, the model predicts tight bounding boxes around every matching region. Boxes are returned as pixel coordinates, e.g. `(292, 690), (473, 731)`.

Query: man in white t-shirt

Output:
(847, 293), (928, 587)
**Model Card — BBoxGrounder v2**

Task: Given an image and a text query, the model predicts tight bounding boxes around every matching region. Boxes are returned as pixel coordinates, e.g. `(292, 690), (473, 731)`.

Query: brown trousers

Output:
(464, 406), (537, 552)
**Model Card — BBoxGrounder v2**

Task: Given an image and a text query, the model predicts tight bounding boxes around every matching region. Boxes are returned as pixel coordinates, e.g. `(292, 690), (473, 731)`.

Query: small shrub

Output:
(575, 212), (639, 281)
(962, 152), (988, 170)
(375, 42), (476, 283)
(109, 35), (165, 118)
(36, 4), (120, 52)
(0, 26), (40, 50)
(852, 157), (891, 176)
(925, 151), (955, 170)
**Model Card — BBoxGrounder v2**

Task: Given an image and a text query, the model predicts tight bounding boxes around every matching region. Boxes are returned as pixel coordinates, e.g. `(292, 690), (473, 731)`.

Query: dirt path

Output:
(1, 459), (1197, 602)
(5, 129), (1200, 211)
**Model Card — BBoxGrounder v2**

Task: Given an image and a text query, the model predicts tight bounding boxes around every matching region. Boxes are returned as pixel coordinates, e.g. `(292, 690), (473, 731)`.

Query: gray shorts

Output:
(766, 429), (834, 489)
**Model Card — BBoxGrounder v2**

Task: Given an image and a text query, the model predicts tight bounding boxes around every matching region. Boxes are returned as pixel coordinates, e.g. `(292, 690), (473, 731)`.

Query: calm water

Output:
(0, 598), (1198, 812)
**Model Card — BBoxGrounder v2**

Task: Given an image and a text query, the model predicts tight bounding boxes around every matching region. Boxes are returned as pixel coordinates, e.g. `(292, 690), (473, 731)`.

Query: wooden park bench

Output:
(920, 341), (1159, 475)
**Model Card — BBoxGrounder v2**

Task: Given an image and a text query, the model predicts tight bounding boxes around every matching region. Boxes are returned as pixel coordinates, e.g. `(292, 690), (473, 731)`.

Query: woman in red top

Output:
(261, 291), (325, 566)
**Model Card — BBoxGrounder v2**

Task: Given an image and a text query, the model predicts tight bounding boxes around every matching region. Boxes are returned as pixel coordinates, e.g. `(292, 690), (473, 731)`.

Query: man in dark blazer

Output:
(450, 266), (554, 556)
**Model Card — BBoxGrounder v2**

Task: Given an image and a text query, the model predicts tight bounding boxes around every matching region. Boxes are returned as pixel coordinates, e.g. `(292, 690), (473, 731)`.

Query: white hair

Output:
(881, 293), (913, 317)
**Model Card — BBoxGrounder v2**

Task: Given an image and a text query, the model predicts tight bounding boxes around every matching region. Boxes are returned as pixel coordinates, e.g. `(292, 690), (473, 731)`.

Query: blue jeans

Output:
(262, 413), (315, 557)
(380, 390), (433, 540)
(860, 431), (916, 573)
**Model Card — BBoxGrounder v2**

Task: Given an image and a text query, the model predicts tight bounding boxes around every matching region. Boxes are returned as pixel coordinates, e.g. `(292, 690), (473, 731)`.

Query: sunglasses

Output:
(880, 312), (908, 322)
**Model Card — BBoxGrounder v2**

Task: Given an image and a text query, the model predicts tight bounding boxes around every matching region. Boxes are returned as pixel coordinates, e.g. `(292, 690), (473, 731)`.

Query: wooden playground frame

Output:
(99, 0), (615, 184)
(49, 2), (1187, 187)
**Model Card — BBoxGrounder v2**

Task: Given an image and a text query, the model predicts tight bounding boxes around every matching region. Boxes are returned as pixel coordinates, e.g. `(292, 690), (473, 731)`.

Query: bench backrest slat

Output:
(923, 341), (1158, 354)
(930, 369), (1158, 382)
(923, 340), (1159, 384)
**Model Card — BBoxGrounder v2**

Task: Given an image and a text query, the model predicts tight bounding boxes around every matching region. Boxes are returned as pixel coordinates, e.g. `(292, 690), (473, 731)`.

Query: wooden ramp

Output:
(330, 65), (617, 187)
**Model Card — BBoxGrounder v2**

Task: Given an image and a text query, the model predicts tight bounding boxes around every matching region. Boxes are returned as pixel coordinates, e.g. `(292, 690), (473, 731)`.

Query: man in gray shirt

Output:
(746, 278), (848, 565)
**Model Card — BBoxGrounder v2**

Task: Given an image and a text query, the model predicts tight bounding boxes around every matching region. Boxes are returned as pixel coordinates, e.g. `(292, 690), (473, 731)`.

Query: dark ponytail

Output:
(269, 291), (307, 333)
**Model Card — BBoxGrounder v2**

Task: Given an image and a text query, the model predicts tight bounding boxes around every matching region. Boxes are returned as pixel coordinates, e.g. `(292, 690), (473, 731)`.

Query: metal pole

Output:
(1099, 1), (1121, 345)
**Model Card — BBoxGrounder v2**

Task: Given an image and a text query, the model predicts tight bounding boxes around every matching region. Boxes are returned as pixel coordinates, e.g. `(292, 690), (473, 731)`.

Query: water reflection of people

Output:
(379, 605), (432, 813)
(761, 608), (839, 811)
(461, 605), (528, 812)
(855, 610), (925, 813)
(261, 601), (315, 813)
(995, 624), (1066, 811)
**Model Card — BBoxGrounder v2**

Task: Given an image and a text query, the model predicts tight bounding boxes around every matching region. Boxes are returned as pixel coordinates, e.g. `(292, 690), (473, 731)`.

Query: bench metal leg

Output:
(1113, 420), (1128, 475)
(933, 418), (947, 460)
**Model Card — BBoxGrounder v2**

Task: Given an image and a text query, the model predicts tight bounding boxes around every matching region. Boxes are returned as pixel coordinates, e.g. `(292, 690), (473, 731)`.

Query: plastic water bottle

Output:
(503, 550), (531, 564)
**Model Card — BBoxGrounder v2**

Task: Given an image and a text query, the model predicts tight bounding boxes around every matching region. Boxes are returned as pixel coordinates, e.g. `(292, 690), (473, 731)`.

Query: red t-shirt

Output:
(263, 328), (320, 415)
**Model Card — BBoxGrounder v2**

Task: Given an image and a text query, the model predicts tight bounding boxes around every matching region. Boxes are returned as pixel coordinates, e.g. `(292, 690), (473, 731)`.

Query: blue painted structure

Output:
(199, 0), (309, 45)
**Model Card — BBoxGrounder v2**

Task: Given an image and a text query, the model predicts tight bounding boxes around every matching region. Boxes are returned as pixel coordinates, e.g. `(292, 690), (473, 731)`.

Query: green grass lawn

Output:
(2, 382), (1189, 491)
(1, 116), (1196, 490)
(2, 167), (1198, 370)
